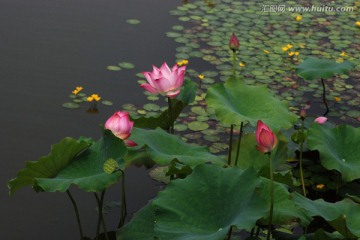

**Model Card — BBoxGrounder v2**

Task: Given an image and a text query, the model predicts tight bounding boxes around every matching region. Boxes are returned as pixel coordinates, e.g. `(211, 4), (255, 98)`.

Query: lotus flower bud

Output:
(256, 120), (278, 154)
(228, 33), (239, 52)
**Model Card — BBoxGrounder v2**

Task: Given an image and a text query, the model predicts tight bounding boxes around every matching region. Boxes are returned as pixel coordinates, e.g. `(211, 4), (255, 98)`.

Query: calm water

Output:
(0, 0), (181, 239)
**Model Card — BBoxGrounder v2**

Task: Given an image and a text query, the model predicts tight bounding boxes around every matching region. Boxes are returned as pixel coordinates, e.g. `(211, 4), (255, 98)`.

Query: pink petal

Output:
(166, 89), (180, 98)
(314, 116), (327, 124)
(140, 83), (160, 94)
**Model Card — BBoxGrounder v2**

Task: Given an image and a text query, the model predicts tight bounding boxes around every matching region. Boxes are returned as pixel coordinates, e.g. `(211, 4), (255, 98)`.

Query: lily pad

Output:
(126, 19), (141, 25)
(62, 102), (80, 109)
(118, 62), (135, 69)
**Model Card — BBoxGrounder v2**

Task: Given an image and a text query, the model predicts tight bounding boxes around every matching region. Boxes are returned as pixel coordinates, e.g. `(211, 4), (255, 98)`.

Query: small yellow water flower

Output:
(91, 94), (101, 101)
(72, 86), (83, 95)
(239, 62), (245, 67)
(263, 49), (270, 54)
(340, 51), (346, 57)
(356, 21), (360, 27)
(287, 43), (293, 49)
(334, 97), (341, 102)
(295, 15), (302, 22)
(282, 46), (289, 52)
(177, 59), (189, 66)
(316, 184), (325, 190)
(198, 74), (205, 80)
(87, 94), (101, 102)
(288, 51), (295, 57)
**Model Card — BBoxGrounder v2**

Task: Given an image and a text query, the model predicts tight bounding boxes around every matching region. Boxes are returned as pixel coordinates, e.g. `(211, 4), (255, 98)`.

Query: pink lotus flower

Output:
(256, 120), (278, 154)
(314, 116), (327, 124)
(228, 32), (239, 52)
(105, 111), (136, 146)
(140, 62), (186, 98)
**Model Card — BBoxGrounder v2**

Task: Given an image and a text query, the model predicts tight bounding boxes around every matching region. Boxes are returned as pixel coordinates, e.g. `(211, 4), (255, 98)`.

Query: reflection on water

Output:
(0, 0), (180, 239)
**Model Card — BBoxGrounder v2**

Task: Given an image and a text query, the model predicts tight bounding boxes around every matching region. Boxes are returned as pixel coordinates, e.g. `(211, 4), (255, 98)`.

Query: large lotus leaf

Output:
(152, 165), (268, 240)
(296, 57), (354, 80)
(307, 124), (360, 182)
(230, 133), (288, 171)
(293, 192), (360, 238)
(205, 79), (297, 131)
(258, 178), (311, 226)
(117, 202), (155, 240)
(134, 78), (196, 130)
(126, 127), (225, 167)
(8, 138), (90, 195)
(35, 130), (127, 192)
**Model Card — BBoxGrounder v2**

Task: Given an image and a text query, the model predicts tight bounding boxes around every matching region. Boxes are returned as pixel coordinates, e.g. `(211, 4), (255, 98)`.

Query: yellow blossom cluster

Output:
(282, 43), (293, 52)
(295, 15), (302, 22)
(356, 21), (360, 27)
(177, 59), (189, 66)
(72, 86), (83, 95)
(316, 184), (325, 190)
(239, 62), (245, 67)
(87, 94), (101, 102)
(198, 74), (205, 80)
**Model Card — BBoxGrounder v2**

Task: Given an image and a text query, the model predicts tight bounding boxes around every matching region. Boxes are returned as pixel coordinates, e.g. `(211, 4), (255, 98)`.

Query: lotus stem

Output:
(267, 152), (274, 240)
(227, 124), (234, 165)
(321, 78), (329, 116)
(118, 169), (127, 228)
(226, 226), (233, 240)
(94, 191), (109, 240)
(232, 50), (237, 76)
(234, 122), (244, 167)
(167, 97), (174, 134)
(299, 118), (307, 197)
(66, 190), (84, 240)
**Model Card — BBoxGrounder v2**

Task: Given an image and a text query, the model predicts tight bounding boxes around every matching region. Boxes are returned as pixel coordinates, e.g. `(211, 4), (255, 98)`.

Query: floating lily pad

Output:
(106, 65), (121, 71)
(101, 100), (113, 106)
(126, 19), (141, 25)
(62, 102), (80, 109)
(118, 62), (135, 69)
(188, 121), (209, 131)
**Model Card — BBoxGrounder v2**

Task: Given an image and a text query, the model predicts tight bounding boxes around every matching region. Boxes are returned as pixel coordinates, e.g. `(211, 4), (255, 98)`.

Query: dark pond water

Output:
(0, 0), (182, 239)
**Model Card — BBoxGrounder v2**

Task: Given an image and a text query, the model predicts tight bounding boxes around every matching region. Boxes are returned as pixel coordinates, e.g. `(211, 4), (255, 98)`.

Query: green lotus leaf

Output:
(293, 192), (360, 238)
(205, 78), (297, 132)
(296, 57), (354, 80)
(307, 124), (360, 182)
(259, 178), (311, 226)
(126, 128), (225, 167)
(117, 202), (156, 240)
(153, 165), (267, 239)
(134, 78), (197, 130)
(35, 130), (127, 192)
(230, 133), (288, 171)
(8, 138), (90, 195)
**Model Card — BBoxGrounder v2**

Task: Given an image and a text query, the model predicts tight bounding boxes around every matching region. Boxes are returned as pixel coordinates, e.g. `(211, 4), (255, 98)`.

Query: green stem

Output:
(232, 50), (237, 76)
(267, 153), (274, 240)
(167, 97), (174, 134)
(118, 169), (127, 228)
(299, 118), (307, 197)
(234, 122), (244, 167)
(321, 78), (329, 116)
(227, 124), (234, 165)
(94, 191), (109, 240)
(66, 190), (84, 240)
(226, 226), (233, 240)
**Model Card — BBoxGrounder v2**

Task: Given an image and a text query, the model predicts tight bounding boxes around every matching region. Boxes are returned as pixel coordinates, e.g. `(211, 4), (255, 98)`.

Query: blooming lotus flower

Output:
(314, 116), (327, 124)
(105, 111), (136, 146)
(140, 62), (186, 98)
(256, 120), (278, 154)
(228, 33), (239, 52)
